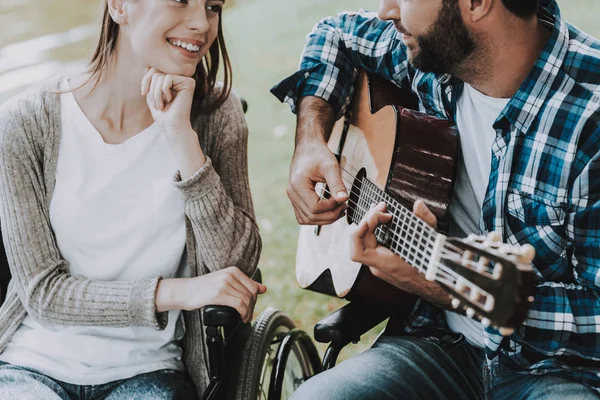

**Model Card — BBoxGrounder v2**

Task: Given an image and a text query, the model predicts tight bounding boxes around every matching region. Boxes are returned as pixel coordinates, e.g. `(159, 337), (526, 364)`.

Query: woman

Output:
(0, 0), (264, 398)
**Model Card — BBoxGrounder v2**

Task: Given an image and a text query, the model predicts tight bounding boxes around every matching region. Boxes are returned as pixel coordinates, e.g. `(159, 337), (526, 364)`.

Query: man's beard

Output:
(408, 1), (476, 75)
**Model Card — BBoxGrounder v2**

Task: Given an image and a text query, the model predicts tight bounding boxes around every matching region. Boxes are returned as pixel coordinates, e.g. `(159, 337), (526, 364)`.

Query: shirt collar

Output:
(499, 3), (569, 135)
(435, 2), (568, 134)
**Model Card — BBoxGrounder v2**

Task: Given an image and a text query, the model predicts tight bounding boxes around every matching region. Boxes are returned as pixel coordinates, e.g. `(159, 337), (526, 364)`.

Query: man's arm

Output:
(286, 96), (348, 225)
(272, 10), (411, 120)
(273, 11), (412, 225)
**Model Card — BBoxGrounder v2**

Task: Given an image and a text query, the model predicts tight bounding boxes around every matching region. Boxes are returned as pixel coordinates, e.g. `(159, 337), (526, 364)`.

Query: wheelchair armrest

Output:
(203, 305), (241, 327)
(314, 301), (392, 345)
(201, 268), (262, 328)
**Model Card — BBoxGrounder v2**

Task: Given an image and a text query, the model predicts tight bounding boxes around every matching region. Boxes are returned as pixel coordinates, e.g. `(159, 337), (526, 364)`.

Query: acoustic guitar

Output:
(295, 71), (535, 333)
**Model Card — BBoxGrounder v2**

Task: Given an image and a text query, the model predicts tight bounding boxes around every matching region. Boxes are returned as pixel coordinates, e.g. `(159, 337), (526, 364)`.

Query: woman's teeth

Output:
(168, 39), (200, 53)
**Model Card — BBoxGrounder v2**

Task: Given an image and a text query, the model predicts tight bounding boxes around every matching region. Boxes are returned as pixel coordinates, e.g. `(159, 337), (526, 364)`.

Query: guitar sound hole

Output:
(347, 167), (367, 225)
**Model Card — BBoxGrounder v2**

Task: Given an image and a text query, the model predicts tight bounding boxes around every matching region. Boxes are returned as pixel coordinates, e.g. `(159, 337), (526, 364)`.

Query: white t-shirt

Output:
(444, 83), (510, 348)
(0, 84), (190, 385)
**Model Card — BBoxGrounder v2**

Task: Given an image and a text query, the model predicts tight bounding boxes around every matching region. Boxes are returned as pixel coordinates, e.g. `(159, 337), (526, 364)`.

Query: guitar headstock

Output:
(440, 232), (536, 335)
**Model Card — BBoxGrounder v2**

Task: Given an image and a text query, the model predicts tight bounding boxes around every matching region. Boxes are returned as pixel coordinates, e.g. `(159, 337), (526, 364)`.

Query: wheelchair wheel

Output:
(235, 308), (320, 400)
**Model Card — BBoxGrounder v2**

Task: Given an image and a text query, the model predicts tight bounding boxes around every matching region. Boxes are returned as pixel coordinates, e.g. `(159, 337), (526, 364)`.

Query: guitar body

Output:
(296, 72), (459, 312)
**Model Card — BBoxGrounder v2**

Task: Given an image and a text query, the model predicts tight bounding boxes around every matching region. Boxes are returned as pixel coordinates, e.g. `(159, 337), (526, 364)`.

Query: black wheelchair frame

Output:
(200, 293), (394, 399)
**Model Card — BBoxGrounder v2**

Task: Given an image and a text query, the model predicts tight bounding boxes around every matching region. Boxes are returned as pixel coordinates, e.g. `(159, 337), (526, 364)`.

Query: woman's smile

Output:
(167, 38), (204, 59)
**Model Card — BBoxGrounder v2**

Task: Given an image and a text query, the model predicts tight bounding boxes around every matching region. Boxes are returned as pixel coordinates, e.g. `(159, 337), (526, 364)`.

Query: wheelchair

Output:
(201, 292), (395, 400)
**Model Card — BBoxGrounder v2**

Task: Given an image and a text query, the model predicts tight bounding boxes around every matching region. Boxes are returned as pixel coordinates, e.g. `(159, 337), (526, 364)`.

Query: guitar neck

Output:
(351, 178), (442, 277)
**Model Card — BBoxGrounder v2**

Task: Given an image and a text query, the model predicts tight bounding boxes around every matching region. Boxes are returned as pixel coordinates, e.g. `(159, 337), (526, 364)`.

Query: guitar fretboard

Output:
(352, 178), (440, 275)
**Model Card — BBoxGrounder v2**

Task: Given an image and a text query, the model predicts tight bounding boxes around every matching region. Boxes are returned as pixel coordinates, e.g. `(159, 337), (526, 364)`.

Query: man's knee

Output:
(291, 343), (413, 400)
(291, 366), (389, 400)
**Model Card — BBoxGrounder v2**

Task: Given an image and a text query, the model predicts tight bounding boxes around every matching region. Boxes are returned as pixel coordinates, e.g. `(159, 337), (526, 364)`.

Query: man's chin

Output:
(405, 47), (419, 67)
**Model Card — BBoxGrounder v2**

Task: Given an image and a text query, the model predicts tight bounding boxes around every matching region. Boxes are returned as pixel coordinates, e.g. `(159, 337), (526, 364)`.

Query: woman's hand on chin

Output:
(141, 66), (195, 136)
(142, 66), (208, 179)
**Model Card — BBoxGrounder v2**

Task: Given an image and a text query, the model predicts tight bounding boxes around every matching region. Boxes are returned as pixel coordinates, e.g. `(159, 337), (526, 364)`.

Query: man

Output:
(271, 0), (600, 399)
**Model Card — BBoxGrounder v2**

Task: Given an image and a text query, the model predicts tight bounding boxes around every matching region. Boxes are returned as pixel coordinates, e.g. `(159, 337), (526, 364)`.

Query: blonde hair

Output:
(87, 2), (232, 114)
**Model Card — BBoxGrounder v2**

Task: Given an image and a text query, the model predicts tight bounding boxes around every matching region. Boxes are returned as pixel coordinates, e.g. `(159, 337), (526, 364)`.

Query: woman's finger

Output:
(225, 271), (256, 308)
(147, 72), (159, 109)
(223, 294), (250, 323)
(161, 75), (174, 104)
(141, 67), (155, 96)
(231, 269), (260, 303)
(152, 74), (166, 110)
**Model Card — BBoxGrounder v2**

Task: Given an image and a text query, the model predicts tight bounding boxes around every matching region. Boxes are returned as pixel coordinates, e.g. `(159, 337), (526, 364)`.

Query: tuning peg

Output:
(486, 231), (502, 242)
(466, 308), (475, 318)
(451, 298), (460, 309)
(499, 327), (514, 336)
(518, 244), (536, 264)
(481, 318), (491, 328)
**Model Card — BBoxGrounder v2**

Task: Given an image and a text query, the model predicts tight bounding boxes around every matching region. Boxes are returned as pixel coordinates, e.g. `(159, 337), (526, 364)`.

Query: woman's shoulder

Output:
(0, 76), (63, 149)
(192, 83), (247, 138)
(194, 84), (245, 121)
(0, 76), (63, 126)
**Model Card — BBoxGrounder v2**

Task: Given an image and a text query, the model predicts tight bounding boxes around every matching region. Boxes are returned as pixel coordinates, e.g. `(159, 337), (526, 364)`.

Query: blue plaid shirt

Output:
(271, 1), (600, 391)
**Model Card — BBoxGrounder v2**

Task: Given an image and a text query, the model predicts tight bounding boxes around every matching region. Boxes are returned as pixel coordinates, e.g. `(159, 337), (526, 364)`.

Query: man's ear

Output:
(464, 0), (493, 23)
(107, 0), (128, 25)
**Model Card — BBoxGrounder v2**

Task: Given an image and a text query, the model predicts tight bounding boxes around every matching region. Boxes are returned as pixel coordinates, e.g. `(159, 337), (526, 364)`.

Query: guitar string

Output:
(337, 165), (441, 265)
(318, 167), (458, 280)
(318, 170), (496, 281)
(361, 178), (435, 274)
(317, 184), (489, 307)
(318, 183), (460, 283)
(326, 167), (445, 267)
(333, 166), (497, 275)
(361, 177), (437, 272)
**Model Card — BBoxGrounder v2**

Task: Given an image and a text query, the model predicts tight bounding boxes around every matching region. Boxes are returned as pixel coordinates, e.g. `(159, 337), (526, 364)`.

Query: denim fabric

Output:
(0, 361), (198, 400)
(291, 333), (485, 400)
(486, 358), (600, 400)
(291, 334), (600, 400)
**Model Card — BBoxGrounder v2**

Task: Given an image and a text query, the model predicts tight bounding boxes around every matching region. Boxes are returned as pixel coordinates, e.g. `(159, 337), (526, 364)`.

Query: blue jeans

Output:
(0, 361), (198, 400)
(486, 357), (600, 400)
(291, 332), (600, 400)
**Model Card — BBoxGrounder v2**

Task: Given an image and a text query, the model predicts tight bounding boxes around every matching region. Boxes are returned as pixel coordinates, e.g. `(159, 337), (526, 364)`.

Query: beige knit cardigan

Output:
(0, 76), (262, 397)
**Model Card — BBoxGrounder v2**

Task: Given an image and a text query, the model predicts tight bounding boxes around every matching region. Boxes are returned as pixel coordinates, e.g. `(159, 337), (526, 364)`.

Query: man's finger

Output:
(322, 163), (348, 202)
(413, 200), (437, 228)
(356, 210), (393, 239)
(289, 183), (346, 222)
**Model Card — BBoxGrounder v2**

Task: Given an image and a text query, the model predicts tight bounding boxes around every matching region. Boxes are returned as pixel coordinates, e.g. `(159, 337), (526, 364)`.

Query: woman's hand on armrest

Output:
(156, 267), (267, 323)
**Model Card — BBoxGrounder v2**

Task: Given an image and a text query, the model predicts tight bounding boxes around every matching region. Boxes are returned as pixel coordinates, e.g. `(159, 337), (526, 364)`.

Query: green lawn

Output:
(222, 0), (600, 359)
